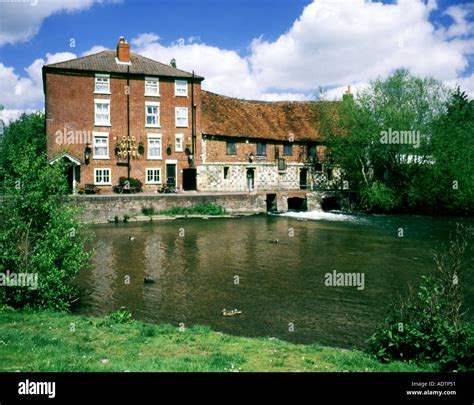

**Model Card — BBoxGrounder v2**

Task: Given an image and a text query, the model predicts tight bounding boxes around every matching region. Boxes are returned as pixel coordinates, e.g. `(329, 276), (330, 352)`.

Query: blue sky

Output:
(0, 0), (473, 122)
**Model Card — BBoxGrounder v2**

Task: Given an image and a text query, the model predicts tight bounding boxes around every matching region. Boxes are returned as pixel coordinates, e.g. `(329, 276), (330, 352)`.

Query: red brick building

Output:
(199, 91), (336, 193)
(44, 37), (338, 194)
(44, 37), (203, 193)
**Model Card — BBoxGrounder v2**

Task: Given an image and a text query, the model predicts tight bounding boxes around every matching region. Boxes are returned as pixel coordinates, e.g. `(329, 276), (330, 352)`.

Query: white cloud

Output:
(249, 0), (472, 92)
(0, 52), (77, 124)
(443, 3), (474, 39)
(445, 73), (474, 97)
(131, 32), (310, 101)
(3, 0), (474, 123)
(0, 0), (114, 46)
(1, 108), (40, 125)
(81, 45), (107, 56)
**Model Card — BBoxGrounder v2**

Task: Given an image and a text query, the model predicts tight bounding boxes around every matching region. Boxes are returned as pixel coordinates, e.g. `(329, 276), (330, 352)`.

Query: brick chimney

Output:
(116, 36), (130, 63)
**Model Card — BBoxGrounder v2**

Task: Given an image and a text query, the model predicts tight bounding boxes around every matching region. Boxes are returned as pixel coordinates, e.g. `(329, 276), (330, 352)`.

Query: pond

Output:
(75, 212), (474, 349)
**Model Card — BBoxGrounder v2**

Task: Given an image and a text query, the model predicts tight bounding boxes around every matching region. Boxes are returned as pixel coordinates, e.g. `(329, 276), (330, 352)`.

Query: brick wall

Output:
(46, 71), (202, 193)
(201, 136), (309, 163)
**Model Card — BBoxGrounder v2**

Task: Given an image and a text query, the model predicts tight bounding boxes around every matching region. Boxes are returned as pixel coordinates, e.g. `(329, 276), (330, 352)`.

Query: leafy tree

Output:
(169, 58), (177, 68)
(318, 70), (474, 214)
(0, 113), (90, 310)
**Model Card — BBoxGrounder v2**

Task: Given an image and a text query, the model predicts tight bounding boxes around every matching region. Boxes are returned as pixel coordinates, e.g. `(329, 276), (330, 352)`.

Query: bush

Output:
(106, 309), (133, 324)
(360, 182), (400, 212)
(114, 177), (143, 193)
(368, 225), (474, 371)
(141, 207), (156, 216)
(0, 113), (91, 311)
(158, 203), (227, 216)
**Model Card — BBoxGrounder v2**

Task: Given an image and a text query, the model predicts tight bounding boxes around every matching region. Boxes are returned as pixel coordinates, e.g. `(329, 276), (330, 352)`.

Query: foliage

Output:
(368, 225), (474, 371)
(141, 207), (156, 216)
(158, 203), (227, 216)
(114, 176), (143, 193)
(360, 181), (400, 212)
(319, 70), (474, 214)
(0, 113), (91, 311)
(105, 309), (133, 324)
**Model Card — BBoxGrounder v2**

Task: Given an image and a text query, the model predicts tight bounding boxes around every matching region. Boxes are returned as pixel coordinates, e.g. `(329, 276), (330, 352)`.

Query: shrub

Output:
(0, 113), (91, 311)
(158, 203), (226, 216)
(141, 207), (156, 216)
(114, 177), (143, 193)
(360, 182), (400, 212)
(106, 309), (133, 324)
(368, 225), (474, 371)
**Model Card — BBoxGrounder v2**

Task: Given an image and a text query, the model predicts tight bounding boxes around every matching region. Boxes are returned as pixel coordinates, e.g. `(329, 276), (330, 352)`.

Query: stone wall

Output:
(68, 193), (267, 223)
(197, 162), (308, 192)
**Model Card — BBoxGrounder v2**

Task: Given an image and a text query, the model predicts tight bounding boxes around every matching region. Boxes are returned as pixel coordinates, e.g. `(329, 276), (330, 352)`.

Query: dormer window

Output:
(95, 74), (110, 94)
(145, 77), (159, 96)
(175, 80), (188, 97)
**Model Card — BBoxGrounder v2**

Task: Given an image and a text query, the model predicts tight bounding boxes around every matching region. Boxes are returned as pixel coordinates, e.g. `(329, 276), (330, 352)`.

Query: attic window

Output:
(145, 77), (159, 96)
(175, 80), (188, 97)
(95, 74), (110, 94)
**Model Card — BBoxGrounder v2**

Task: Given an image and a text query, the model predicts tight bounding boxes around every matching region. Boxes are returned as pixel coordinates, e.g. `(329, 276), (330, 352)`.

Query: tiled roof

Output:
(43, 50), (204, 80)
(201, 91), (337, 142)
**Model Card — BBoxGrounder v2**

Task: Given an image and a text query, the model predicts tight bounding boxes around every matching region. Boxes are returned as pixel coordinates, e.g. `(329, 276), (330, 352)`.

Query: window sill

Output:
(93, 156), (110, 160)
(94, 123), (111, 127)
(146, 182), (162, 185)
(94, 91), (111, 95)
(146, 125), (161, 129)
(176, 125), (188, 128)
(174, 94), (188, 98)
(94, 183), (111, 186)
(147, 157), (163, 160)
(145, 94), (160, 97)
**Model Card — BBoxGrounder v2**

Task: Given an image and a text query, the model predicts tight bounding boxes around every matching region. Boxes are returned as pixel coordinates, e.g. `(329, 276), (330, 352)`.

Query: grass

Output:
(158, 203), (227, 216)
(0, 308), (435, 372)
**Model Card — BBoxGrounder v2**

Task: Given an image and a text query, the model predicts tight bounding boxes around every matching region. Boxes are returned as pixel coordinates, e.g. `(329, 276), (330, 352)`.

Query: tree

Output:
(425, 87), (474, 215)
(0, 113), (90, 310)
(319, 70), (455, 213)
(169, 58), (177, 68)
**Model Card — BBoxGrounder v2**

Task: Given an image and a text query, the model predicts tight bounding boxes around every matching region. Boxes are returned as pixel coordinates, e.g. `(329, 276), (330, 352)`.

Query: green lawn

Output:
(0, 309), (434, 372)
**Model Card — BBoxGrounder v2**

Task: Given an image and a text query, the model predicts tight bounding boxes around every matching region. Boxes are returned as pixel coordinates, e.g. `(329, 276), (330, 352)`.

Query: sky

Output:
(0, 0), (473, 123)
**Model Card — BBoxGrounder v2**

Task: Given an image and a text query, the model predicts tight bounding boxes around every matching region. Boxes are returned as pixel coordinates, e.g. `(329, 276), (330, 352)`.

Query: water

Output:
(75, 213), (474, 349)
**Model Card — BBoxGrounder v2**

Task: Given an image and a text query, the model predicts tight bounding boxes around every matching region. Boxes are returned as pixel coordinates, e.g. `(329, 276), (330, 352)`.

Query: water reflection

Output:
(75, 215), (474, 349)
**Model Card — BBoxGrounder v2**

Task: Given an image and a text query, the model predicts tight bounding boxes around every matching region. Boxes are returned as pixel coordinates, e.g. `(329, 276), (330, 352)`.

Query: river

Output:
(75, 212), (474, 349)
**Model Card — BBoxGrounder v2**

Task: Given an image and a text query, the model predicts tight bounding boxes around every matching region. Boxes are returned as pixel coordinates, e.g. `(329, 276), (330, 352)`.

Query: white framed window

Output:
(147, 133), (162, 159)
(145, 101), (160, 127)
(94, 168), (111, 185)
(145, 77), (159, 96)
(93, 132), (109, 159)
(175, 107), (188, 128)
(146, 168), (162, 184)
(175, 133), (184, 152)
(175, 80), (188, 97)
(94, 99), (110, 126)
(95, 74), (110, 94)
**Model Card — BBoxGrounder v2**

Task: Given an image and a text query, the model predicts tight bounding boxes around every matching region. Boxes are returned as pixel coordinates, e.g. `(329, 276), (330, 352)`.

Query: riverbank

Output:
(0, 309), (433, 372)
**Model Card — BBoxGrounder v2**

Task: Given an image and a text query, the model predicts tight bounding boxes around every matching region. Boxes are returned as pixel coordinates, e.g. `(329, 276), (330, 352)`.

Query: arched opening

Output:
(288, 197), (306, 211)
(321, 196), (341, 211)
